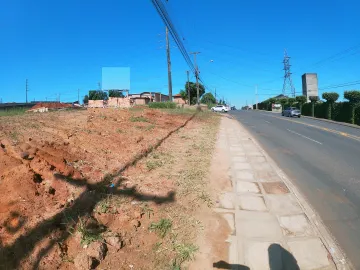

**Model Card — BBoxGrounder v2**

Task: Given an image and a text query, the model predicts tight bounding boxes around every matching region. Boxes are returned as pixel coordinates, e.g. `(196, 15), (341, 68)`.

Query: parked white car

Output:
(211, 105), (229, 112)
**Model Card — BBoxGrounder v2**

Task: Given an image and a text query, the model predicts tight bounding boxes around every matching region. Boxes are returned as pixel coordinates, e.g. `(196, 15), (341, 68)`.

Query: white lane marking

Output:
(286, 129), (323, 145)
(265, 120), (271, 124)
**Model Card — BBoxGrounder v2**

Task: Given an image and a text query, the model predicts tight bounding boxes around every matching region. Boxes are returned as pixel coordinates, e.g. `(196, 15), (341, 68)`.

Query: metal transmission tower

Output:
(282, 49), (296, 97)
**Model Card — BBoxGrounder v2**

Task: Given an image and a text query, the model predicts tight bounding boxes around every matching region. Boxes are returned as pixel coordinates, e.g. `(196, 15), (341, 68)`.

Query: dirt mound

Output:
(0, 108), (193, 269)
(30, 102), (73, 110)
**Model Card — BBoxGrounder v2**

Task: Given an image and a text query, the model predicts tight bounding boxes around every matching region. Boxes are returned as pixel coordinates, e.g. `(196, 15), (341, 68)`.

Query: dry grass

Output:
(139, 111), (221, 269)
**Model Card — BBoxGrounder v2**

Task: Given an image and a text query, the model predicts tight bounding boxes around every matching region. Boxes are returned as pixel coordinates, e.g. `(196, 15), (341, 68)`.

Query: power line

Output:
(309, 43), (360, 68)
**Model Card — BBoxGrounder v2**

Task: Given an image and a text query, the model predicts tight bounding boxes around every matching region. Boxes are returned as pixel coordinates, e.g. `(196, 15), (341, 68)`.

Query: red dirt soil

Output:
(0, 108), (192, 269)
(30, 102), (73, 110)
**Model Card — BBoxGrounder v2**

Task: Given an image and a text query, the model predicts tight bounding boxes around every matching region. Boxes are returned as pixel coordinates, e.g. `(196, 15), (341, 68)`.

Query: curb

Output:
(302, 116), (360, 130)
(230, 118), (353, 270)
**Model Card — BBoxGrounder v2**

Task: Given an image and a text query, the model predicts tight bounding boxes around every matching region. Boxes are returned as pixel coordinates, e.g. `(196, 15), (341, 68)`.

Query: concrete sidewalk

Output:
(214, 116), (350, 270)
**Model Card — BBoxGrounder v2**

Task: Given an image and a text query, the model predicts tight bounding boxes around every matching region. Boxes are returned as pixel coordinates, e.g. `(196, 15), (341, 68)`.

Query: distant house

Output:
(129, 92), (169, 105)
(173, 94), (186, 105)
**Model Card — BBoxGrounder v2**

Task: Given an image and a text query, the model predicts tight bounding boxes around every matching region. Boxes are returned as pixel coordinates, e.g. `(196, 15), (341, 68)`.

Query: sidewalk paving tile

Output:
(221, 213), (236, 235)
(248, 156), (267, 163)
(266, 194), (303, 215)
(262, 182), (290, 194)
(251, 163), (273, 172)
(255, 171), (283, 182)
(218, 192), (235, 209)
(278, 214), (314, 237)
(244, 241), (276, 270)
(236, 181), (260, 194)
(237, 212), (283, 239)
(233, 162), (252, 170)
(287, 238), (331, 269)
(238, 195), (267, 212)
(246, 151), (264, 157)
(232, 156), (247, 163)
(235, 171), (255, 181)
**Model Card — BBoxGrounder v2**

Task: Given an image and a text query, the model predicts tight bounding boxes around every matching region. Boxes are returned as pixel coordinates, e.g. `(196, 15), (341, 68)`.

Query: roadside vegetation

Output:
(0, 107), (27, 117)
(256, 90), (360, 125)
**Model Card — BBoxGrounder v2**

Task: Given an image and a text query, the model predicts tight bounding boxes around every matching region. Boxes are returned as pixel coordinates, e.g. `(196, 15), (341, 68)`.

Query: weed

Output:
(153, 242), (162, 252)
(116, 128), (124, 134)
(77, 218), (103, 246)
(175, 243), (198, 264)
(171, 263), (181, 270)
(9, 131), (19, 141)
(146, 160), (162, 171)
(97, 199), (110, 214)
(145, 124), (155, 131)
(149, 218), (172, 238)
(129, 106), (145, 112)
(99, 114), (107, 120)
(141, 203), (154, 219)
(148, 102), (176, 109)
(130, 115), (149, 123)
(199, 192), (213, 208)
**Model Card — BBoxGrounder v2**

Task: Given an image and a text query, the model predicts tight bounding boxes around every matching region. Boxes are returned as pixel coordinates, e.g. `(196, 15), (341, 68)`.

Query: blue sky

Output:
(0, 0), (359, 107)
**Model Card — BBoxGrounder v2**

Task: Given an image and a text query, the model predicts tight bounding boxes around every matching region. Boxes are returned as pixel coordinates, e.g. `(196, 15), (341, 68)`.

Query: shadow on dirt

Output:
(213, 260), (250, 269)
(0, 114), (196, 269)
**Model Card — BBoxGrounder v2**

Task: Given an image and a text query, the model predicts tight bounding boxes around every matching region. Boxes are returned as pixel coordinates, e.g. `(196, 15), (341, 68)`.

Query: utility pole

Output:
(190, 52), (201, 109)
(25, 79), (28, 103)
(186, 70), (190, 105)
(78, 89), (80, 104)
(166, 27), (173, 101)
(215, 88), (217, 103)
(98, 82), (101, 90)
(255, 84), (258, 110)
(282, 49), (296, 97)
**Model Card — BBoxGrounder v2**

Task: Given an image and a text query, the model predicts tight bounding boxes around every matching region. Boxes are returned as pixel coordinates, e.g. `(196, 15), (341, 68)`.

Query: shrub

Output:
(322, 92), (339, 119)
(148, 102), (177, 109)
(344, 90), (360, 124)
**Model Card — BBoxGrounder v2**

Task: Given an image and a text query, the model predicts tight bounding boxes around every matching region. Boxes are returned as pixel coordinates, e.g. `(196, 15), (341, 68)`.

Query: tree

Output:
(309, 96), (319, 117)
(83, 95), (89, 105)
(89, 90), (108, 100)
(322, 92), (339, 120)
(180, 82), (205, 105)
(296, 95), (307, 113)
(201, 93), (216, 104)
(288, 97), (296, 107)
(344, 90), (360, 124)
(268, 98), (276, 111)
(108, 90), (124, 98)
(279, 98), (288, 111)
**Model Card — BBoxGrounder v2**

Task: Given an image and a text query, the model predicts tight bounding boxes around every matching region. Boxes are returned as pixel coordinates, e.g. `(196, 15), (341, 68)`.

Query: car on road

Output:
(282, 107), (301, 117)
(211, 105), (229, 112)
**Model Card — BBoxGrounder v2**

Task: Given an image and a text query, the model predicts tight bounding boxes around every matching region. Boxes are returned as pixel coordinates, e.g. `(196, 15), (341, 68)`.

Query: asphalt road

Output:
(230, 110), (360, 268)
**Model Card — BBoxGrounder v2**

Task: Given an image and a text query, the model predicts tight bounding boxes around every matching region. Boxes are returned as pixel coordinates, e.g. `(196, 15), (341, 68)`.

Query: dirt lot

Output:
(0, 108), (226, 269)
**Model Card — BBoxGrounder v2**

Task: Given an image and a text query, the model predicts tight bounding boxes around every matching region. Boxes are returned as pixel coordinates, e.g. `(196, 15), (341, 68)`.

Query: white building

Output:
(302, 73), (318, 101)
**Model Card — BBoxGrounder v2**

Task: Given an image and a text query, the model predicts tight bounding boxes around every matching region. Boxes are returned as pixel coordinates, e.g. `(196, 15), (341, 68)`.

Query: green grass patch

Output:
(130, 115), (149, 122)
(149, 218), (172, 238)
(174, 243), (198, 264)
(0, 108), (27, 117)
(146, 160), (163, 171)
(149, 102), (177, 109)
(77, 218), (103, 246)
